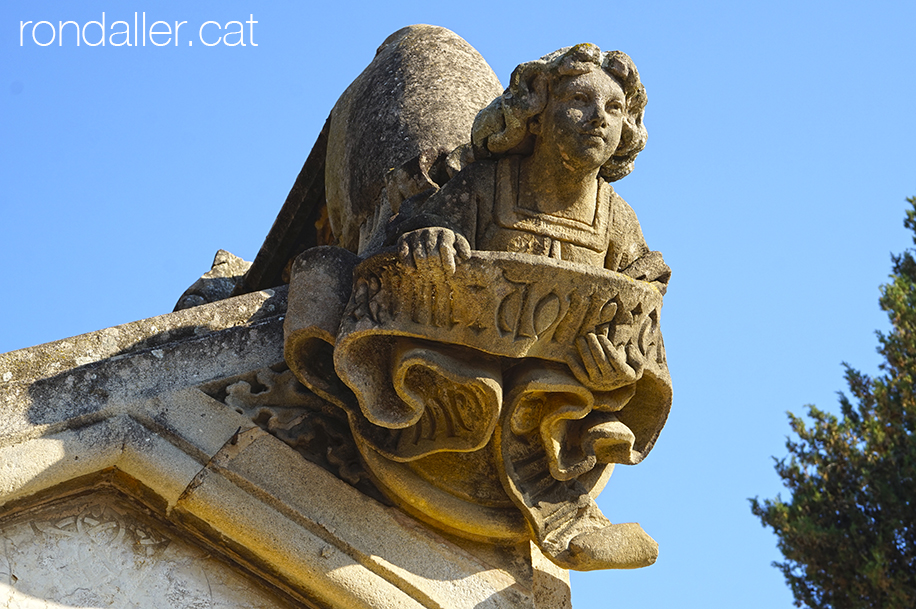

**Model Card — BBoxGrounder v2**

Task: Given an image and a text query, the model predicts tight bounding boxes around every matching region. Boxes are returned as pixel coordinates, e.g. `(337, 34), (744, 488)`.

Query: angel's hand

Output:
(571, 333), (645, 391)
(397, 227), (471, 275)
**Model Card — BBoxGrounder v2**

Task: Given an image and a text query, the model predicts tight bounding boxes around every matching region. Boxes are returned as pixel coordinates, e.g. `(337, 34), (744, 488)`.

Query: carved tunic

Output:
(412, 156), (652, 274)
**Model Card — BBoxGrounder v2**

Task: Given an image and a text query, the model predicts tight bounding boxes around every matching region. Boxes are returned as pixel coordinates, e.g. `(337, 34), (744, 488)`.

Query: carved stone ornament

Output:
(283, 25), (672, 572)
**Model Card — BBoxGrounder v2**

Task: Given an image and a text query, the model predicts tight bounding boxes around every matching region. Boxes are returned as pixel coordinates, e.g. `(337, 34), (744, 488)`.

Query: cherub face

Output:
(532, 68), (626, 173)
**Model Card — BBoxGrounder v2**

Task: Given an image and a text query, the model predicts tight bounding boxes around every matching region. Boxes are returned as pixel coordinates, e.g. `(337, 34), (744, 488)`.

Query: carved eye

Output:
(606, 100), (624, 114)
(572, 92), (589, 104)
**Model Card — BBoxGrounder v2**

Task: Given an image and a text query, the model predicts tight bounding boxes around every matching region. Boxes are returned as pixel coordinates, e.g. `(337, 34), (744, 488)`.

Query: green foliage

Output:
(751, 198), (916, 608)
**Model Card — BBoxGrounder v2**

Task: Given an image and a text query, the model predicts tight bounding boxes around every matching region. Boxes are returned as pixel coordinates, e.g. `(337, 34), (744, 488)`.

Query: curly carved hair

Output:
(471, 44), (647, 183)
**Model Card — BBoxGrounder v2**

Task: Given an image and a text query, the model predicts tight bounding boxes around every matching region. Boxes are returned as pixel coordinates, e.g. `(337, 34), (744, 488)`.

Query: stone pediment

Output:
(0, 288), (568, 608)
(0, 490), (297, 608)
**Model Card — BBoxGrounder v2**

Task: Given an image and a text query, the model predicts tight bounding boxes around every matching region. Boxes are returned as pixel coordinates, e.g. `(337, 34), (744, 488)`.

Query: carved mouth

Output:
(580, 131), (607, 143)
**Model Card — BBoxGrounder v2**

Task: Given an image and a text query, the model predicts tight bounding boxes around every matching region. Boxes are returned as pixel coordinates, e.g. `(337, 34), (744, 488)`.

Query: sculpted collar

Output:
(493, 155), (613, 253)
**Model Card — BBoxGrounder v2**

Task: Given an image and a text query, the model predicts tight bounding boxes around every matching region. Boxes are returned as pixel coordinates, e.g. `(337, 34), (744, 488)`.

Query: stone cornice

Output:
(0, 288), (566, 608)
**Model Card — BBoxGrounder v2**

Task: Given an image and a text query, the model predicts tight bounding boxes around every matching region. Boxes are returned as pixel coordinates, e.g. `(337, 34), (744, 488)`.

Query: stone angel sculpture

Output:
(284, 25), (672, 572)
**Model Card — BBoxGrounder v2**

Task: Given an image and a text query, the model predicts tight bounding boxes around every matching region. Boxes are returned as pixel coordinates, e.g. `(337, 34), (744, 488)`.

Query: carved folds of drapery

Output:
(283, 245), (671, 556)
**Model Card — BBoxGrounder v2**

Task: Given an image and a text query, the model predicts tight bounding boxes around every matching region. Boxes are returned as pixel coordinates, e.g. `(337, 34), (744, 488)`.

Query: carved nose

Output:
(589, 107), (608, 128)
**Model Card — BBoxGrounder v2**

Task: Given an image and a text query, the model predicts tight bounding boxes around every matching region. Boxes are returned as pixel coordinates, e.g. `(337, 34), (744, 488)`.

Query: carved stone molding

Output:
(1, 287), (562, 607)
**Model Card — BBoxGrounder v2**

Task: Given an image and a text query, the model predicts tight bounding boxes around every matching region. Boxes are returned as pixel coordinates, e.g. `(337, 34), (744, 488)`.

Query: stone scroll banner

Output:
(285, 246), (671, 463)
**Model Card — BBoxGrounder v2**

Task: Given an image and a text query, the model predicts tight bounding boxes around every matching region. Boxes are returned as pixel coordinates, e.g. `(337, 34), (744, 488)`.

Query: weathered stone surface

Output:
(0, 285), (568, 607)
(175, 249), (253, 311)
(285, 36), (671, 573)
(201, 361), (386, 503)
(325, 24), (503, 253)
(0, 493), (295, 608)
(0, 286), (285, 395)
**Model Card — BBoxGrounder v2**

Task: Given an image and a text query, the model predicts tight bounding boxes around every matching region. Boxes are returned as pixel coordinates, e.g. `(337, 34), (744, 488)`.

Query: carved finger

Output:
(598, 335), (636, 384)
(414, 229), (437, 273)
(454, 233), (471, 260)
(586, 332), (611, 375)
(597, 335), (624, 366)
(626, 343), (646, 380)
(423, 229), (437, 254)
(398, 234), (414, 268)
(438, 230), (457, 274)
(576, 335), (602, 380)
(567, 347), (590, 384)
(406, 231), (425, 271)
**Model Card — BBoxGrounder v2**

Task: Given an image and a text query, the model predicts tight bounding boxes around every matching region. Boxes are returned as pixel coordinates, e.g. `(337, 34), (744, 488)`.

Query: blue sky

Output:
(3, 1), (916, 606)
